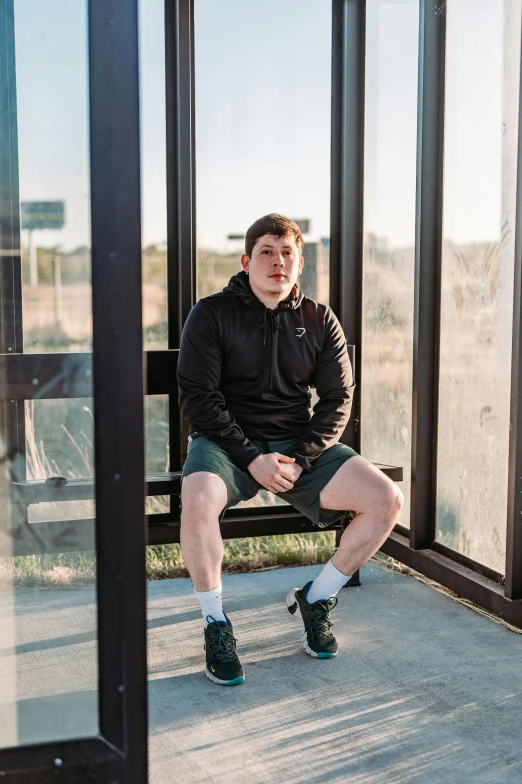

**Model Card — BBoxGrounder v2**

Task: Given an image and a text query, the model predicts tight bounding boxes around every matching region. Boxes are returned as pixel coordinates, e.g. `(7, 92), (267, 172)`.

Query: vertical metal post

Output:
(330, 0), (365, 454)
(165, 0), (195, 477)
(410, 0), (446, 550)
(506, 14), (522, 601)
(88, 0), (148, 779)
(0, 0), (26, 505)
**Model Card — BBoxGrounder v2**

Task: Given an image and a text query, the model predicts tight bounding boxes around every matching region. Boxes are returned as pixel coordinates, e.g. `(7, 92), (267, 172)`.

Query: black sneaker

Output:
(204, 615), (245, 686)
(286, 581), (338, 658)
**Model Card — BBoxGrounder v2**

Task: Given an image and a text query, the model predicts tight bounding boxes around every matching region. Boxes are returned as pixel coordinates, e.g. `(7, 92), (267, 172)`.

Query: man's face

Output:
(241, 234), (304, 302)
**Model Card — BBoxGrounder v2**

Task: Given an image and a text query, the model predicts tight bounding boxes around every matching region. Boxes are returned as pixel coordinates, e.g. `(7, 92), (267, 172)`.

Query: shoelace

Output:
(205, 618), (239, 663)
(308, 597), (338, 641)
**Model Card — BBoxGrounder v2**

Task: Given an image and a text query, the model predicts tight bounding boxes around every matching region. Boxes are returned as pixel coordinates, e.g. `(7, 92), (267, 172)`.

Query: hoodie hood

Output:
(224, 270), (304, 311)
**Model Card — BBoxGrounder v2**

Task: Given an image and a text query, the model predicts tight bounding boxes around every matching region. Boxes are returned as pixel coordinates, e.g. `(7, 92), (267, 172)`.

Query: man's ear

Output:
(241, 254), (250, 273)
(298, 255), (304, 275)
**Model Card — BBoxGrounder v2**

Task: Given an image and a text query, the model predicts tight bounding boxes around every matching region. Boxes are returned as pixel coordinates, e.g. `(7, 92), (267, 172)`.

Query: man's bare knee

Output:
(181, 472), (227, 521)
(370, 478), (403, 526)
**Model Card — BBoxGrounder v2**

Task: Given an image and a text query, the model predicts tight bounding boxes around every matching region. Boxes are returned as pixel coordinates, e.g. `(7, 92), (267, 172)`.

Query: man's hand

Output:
(282, 462), (303, 484)
(247, 453), (302, 493)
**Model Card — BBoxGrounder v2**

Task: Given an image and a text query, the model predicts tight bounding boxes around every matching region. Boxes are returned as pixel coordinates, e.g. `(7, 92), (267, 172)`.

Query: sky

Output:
(11, 0), (517, 255)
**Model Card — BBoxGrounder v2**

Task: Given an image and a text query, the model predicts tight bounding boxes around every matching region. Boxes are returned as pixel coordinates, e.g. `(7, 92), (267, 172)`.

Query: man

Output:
(177, 214), (403, 686)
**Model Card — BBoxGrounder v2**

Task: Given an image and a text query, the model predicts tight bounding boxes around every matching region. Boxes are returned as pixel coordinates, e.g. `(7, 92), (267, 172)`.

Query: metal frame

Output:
(0, 0), (148, 780)
(90, 0), (147, 771)
(409, 0), (445, 551)
(330, 0), (365, 454)
(506, 13), (522, 602)
(165, 0), (195, 476)
(0, 0), (26, 537)
(378, 0), (522, 627)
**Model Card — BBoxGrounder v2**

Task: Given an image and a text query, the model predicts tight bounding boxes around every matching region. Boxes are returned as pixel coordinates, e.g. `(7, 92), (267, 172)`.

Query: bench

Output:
(2, 349), (403, 588)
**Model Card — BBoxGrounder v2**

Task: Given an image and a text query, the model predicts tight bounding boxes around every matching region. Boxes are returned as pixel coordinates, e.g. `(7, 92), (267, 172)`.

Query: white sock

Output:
(194, 583), (227, 627)
(306, 559), (351, 604)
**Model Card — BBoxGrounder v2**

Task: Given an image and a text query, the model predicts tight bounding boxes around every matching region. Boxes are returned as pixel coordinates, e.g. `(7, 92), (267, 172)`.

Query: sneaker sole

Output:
(204, 668), (245, 686)
(286, 589), (337, 659)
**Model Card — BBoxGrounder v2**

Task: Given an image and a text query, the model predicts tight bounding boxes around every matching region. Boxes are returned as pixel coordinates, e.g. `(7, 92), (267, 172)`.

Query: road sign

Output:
(21, 201), (65, 231)
(292, 219), (310, 234)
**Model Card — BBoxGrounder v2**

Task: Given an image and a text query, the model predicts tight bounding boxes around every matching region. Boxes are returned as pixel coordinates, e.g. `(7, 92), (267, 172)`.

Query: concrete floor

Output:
(1, 561), (522, 782)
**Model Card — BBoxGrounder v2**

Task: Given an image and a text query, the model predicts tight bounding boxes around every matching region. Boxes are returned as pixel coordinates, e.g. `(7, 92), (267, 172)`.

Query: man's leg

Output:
(319, 455), (403, 577)
(180, 471), (227, 592)
(287, 456), (403, 658)
(181, 471), (245, 686)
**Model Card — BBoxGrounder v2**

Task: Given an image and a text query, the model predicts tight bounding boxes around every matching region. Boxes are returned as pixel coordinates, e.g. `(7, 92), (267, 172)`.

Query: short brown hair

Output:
(245, 214), (304, 258)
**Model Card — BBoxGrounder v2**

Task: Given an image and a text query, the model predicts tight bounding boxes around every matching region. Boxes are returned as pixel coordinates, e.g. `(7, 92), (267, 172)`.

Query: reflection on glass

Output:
(361, 0), (419, 527)
(436, 0), (521, 572)
(194, 0), (331, 510)
(139, 0), (168, 349)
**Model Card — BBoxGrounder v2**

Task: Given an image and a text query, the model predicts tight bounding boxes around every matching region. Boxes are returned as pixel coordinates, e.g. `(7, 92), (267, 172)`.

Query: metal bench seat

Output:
(12, 464), (402, 505)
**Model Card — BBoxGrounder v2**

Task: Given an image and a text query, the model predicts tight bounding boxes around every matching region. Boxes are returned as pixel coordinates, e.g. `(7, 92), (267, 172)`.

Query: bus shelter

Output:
(0, 0), (521, 780)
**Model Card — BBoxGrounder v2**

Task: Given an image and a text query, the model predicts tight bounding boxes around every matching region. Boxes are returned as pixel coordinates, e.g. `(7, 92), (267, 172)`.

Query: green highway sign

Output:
(21, 201), (65, 231)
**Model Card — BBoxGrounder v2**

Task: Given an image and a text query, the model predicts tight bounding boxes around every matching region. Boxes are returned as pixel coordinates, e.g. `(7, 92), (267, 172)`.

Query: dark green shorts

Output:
(182, 434), (358, 528)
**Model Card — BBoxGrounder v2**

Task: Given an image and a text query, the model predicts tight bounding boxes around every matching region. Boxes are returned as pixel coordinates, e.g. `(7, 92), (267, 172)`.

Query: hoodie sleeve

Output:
(288, 308), (355, 472)
(177, 300), (264, 470)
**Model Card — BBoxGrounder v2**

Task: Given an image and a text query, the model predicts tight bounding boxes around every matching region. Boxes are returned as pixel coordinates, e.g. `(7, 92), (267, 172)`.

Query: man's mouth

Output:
(270, 273), (286, 280)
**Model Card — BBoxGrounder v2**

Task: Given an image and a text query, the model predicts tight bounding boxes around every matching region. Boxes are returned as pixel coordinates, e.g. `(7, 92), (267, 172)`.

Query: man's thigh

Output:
(275, 440), (358, 527)
(182, 433), (259, 510)
(319, 454), (397, 513)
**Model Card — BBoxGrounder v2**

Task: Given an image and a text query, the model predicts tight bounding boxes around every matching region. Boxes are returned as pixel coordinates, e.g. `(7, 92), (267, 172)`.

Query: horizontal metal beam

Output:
(431, 541), (504, 587)
(10, 512), (322, 555)
(149, 514), (323, 545)
(0, 737), (121, 782)
(380, 532), (522, 630)
(0, 350), (178, 400)
(12, 472), (181, 504)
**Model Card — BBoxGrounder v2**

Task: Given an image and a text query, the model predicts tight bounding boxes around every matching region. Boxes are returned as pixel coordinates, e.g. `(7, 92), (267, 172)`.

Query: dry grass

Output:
(0, 551), (97, 591)
(0, 532), (337, 591)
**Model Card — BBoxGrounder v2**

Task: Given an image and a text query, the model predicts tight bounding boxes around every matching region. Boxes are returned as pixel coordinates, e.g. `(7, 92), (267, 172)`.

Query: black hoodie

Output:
(177, 271), (355, 473)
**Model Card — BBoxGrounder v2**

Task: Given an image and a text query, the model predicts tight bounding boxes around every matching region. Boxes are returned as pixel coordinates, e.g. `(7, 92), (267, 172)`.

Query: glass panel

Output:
(139, 0), (168, 350)
(26, 394), (167, 481)
(0, 0), (99, 747)
(16, 1), (91, 353)
(194, 0), (331, 509)
(26, 399), (94, 481)
(436, 0), (521, 571)
(195, 0), (332, 303)
(361, 0), (419, 527)
(144, 395), (169, 474)
(29, 501), (95, 524)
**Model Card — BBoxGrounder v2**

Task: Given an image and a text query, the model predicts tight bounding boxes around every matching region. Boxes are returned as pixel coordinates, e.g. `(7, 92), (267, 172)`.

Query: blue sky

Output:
(12, 0), (513, 254)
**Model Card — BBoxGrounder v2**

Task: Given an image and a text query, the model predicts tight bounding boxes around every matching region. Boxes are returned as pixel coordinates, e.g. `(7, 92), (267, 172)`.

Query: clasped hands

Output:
(247, 452), (303, 494)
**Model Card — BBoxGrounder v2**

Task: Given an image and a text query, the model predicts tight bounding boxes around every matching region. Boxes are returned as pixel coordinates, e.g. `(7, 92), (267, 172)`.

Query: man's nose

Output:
(272, 254), (285, 265)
